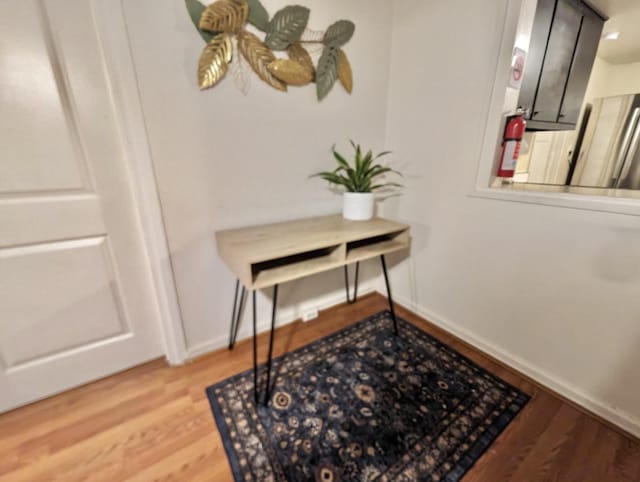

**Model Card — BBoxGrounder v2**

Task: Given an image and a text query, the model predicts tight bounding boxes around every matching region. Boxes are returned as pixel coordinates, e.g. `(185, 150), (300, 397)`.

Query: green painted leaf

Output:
(246, 0), (269, 32)
(316, 46), (338, 101)
(185, 0), (216, 43)
(323, 20), (355, 47)
(265, 6), (310, 50)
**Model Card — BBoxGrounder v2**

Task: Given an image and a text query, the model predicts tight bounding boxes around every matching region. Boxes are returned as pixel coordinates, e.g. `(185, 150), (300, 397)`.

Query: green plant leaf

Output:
(361, 151), (374, 174)
(313, 143), (402, 193)
(374, 150), (392, 159)
(366, 164), (402, 178)
(354, 143), (362, 163)
(246, 0), (269, 32)
(185, 0), (216, 43)
(316, 46), (339, 101)
(323, 20), (355, 47)
(361, 150), (372, 172)
(371, 182), (403, 190)
(346, 167), (360, 191)
(367, 166), (393, 178)
(332, 148), (351, 172)
(313, 171), (351, 189)
(265, 6), (310, 50)
(354, 144), (363, 188)
(357, 150), (372, 187)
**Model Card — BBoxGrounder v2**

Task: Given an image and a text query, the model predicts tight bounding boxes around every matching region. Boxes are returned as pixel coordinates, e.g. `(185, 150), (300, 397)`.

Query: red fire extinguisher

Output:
(497, 110), (527, 178)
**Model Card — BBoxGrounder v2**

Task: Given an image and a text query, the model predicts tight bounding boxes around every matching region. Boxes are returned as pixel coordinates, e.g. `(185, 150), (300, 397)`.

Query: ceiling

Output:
(588, 0), (640, 64)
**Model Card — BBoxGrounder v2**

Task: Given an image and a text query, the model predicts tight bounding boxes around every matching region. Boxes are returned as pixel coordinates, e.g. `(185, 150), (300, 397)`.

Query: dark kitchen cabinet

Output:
(561, 11), (604, 123)
(533, 0), (583, 123)
(518, 0), (606, 131)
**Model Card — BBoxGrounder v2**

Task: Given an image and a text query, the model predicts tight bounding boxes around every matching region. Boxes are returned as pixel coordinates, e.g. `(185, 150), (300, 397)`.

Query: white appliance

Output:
(571, 94), (640, 190)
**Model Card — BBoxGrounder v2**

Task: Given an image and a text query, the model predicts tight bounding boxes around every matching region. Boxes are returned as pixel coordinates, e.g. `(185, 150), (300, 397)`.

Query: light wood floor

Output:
(1, 293), (639, 481)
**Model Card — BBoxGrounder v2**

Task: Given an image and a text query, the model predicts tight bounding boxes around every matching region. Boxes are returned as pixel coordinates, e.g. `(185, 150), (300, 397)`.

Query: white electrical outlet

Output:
(301, 308), (319, 322)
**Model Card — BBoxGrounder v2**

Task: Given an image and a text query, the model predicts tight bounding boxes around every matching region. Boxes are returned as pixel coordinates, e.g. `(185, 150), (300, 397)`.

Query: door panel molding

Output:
(0, 0), (93, 196)
(39, 0), (95, 194)
(0, 330), (143, 413)
(0, 236), (131, 369)
(100, 234), (134, 334)
(5, 334), (133, 375)
(0, 195), (104, 247)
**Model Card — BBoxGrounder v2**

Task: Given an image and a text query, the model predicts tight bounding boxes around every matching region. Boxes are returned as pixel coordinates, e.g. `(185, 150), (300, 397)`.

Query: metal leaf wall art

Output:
(229, 36), (252, 95)
(199, 0), (248, 33)
(264, 6), (310, 51)
(316, 46), (339, 101)
(237, 29), (287, 92)
(197, 33), (233, 90)
(287, 42), (315, 79)
(186, 0), (355, 100)
(337, 48), (352, 94)
(268, 59), (313, 86)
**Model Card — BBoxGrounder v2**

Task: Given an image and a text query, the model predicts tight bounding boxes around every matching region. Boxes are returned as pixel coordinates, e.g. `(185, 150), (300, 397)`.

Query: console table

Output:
(215, 214), (410, 405)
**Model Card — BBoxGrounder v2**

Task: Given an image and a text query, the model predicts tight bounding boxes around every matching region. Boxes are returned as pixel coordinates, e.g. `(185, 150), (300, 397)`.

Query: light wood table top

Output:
(216, 214), (410, 289)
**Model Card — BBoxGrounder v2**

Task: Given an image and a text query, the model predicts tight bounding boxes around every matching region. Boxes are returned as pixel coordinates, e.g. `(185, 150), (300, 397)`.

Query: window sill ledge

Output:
(469, 182), (640, 217)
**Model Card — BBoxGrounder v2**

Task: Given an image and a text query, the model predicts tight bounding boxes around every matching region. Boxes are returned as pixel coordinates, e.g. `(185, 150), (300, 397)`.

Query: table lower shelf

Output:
(250, 231), (410, 290)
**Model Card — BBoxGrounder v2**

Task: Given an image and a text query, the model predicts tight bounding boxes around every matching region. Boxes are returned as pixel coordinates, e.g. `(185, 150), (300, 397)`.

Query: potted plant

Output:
(312, 142), (402, 220)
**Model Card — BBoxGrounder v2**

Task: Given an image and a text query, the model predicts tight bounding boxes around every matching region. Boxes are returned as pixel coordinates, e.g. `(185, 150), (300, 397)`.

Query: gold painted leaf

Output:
(237, 29), (287, 92)
(287, 42), (315, 79)
(197, 33), (233, 90)
(267, 59), (313, 86)
(199, 0), (248, 33)
(337, 48), (353, 94)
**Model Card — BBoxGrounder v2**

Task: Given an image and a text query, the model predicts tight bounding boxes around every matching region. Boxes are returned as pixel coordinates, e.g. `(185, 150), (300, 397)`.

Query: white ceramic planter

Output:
(343, 192), (375, 221)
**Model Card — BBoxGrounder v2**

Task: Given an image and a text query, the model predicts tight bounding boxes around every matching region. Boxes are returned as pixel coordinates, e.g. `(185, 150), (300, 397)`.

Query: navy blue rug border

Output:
(205, 310), (531, 481)
(207, 384), (245, 479)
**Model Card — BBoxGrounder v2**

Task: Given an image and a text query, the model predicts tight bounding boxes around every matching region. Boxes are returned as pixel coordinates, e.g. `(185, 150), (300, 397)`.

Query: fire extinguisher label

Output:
(502, 140), (519, 171)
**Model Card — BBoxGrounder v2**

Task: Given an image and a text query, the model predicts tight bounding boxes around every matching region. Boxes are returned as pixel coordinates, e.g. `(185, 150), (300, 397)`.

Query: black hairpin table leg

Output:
(252, 290), (258, 403)
(251, 285), (279, 406)
(344, 261), (360, 304)
(380, 255), (399, 335)
(263, 284), (278, 405)
(228, 279), (246, 350)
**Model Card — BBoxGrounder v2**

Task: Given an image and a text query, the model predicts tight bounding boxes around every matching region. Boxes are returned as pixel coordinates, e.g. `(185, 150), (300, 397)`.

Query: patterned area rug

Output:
(206, 311), (529, 481)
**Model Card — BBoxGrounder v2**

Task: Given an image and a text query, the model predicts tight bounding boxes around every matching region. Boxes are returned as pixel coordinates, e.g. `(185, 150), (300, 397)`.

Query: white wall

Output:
(584, 57), (614, 101)
(607, 61), (640, 96)
(384, 0), (640, 436)
(122, 0), (393, 353)
(587, 58), (640, 99)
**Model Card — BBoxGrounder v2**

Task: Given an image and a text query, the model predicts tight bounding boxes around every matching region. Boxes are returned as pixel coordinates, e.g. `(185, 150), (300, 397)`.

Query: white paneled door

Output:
(0, 0), (164, 412)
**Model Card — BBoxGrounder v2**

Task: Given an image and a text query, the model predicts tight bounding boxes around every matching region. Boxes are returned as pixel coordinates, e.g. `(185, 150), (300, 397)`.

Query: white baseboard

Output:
(186, 288), (375, 360)
(394, 294), (640, 439)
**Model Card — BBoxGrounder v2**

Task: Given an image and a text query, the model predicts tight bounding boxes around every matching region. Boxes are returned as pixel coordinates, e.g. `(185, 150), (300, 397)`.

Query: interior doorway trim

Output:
(90, 0), (188, 365)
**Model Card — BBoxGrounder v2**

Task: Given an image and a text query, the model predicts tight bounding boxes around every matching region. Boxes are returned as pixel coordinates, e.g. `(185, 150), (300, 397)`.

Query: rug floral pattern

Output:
(207, 311), (529, 482)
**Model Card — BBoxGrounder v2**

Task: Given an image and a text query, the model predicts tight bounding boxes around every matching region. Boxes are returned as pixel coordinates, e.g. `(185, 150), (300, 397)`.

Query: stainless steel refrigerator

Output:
(570, 93), (640, 190)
